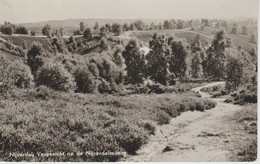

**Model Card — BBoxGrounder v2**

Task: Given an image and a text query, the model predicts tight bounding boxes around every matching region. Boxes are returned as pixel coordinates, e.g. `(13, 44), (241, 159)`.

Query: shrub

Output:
(8, 60), (34, 88)
(98, 79), (114, 94)
(239, 139), (257, 161)
(225, 84), (257, 105)
(140, 120), (157, 135)
(110, 120), (148, 155)
(35, 59), (76, 92)
(81, 129), (125, 162)
(83, 28), (93, 41)
(156, 110), (171, 125)
(73, 66), (98, 93)
(26, 42), (47, 75)
(1, 23), (15, 35)
(16, 26), (29, 35)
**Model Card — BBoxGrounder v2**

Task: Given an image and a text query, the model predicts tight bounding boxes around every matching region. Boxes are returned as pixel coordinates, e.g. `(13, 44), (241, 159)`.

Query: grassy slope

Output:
(123, 30), (211, 46)
(193, 27), (257, 52)
(0, 34), (52, 51)
(124, 28), (256, 53)
(0, 50), (22, 61)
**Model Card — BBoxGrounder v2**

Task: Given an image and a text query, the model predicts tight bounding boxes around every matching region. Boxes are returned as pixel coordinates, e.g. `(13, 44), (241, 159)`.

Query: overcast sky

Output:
(0, 0), (258, 23)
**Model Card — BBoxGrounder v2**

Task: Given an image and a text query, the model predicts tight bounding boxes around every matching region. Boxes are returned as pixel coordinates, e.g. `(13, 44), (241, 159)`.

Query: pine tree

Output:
(191, 53), (203, 79)
(250, 33), (256, 44)
(83, 28), (93, 41)
(94, 22), (99, 31)
(205, 30), (232, 79)
(146, 34), (172, 85)
(242, 25), (248, 35)
(169, 40), (189, 81)
(122, 40), (146, 84)
(42, 24), (52, 37)
(26, 42), (48, 75)
(225, 54), (243, 92)
(79, 22), (85, 32)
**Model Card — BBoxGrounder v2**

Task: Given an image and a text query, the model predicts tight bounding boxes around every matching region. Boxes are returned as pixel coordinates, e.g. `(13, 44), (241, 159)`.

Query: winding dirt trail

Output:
(124, 82), (250, 162)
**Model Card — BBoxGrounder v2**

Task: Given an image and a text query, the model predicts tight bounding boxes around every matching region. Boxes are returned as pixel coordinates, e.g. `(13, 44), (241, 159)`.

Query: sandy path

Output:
(124, 82), (250, 162)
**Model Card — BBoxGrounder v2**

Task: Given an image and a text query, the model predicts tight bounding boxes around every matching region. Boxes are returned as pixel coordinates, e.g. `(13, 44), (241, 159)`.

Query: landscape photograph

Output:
(0, 0), (258, 162)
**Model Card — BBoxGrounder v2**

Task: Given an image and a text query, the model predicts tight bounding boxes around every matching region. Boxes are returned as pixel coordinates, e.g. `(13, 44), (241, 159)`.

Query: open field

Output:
(119, 30), (211, 46)
(119, 29), (256, 53)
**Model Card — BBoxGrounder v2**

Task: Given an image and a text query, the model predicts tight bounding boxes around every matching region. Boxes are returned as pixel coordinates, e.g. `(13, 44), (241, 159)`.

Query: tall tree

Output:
(163, 20), (174, 30)
(123, 23), (130, 31)
(250, 33), (257, 44)
(1, 22), (16, 35)
(169, 40), (189, 81)
(105, 23), (112, 32)
(191, 53), (203, 79)
(83, 28), (93, 41)
(122, 40), (146, 84)
(146, 34), (172, 85)
(225, 53), (243, 92)
(100, 37), (110, 51)
(205, 30), (232, 79)
(79, 22), (85, 32)
(94, 22), (99, 31)
(112, 23), (122, 35)
(231, 23), (238, 35)
(241, 25), (248, 35)
(99, 26), (107, 37)
(16, 26), (28, 35)
(42, 24), (52, 37)
(26, 43), (48, 75)
(133, 20), (145, 30)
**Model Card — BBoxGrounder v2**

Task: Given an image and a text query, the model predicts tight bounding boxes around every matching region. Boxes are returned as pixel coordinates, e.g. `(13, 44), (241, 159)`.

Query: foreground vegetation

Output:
(234, 104), (257, 161)
(0, 86), (216, 162)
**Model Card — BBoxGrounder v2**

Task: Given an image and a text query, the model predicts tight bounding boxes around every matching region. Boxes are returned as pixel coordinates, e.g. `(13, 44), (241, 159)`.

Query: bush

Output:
(26, 42), (47, 75)
(35, 59), (76, 92)
(1, 23), (15, 35)
(156, 110), (171, 125)
(73, 66), (98, 93)
(225, 84), (257, 105)
(140, 120), (157, 135)
(110, 120), (148, 155)
(16, 26), (29, 35)
(8, 60), (34, 88)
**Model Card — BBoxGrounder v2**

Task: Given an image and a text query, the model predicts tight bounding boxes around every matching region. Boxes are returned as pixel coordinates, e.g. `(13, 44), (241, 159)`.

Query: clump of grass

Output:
(239, 139), (257, 161)
(234, 104), (257, 122)
(234, 104), (257, 162)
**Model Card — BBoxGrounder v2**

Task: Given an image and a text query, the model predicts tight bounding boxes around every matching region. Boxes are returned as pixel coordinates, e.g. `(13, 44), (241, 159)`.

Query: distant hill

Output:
(19, 18), (166, 36)
(20, 18), (165, 28)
